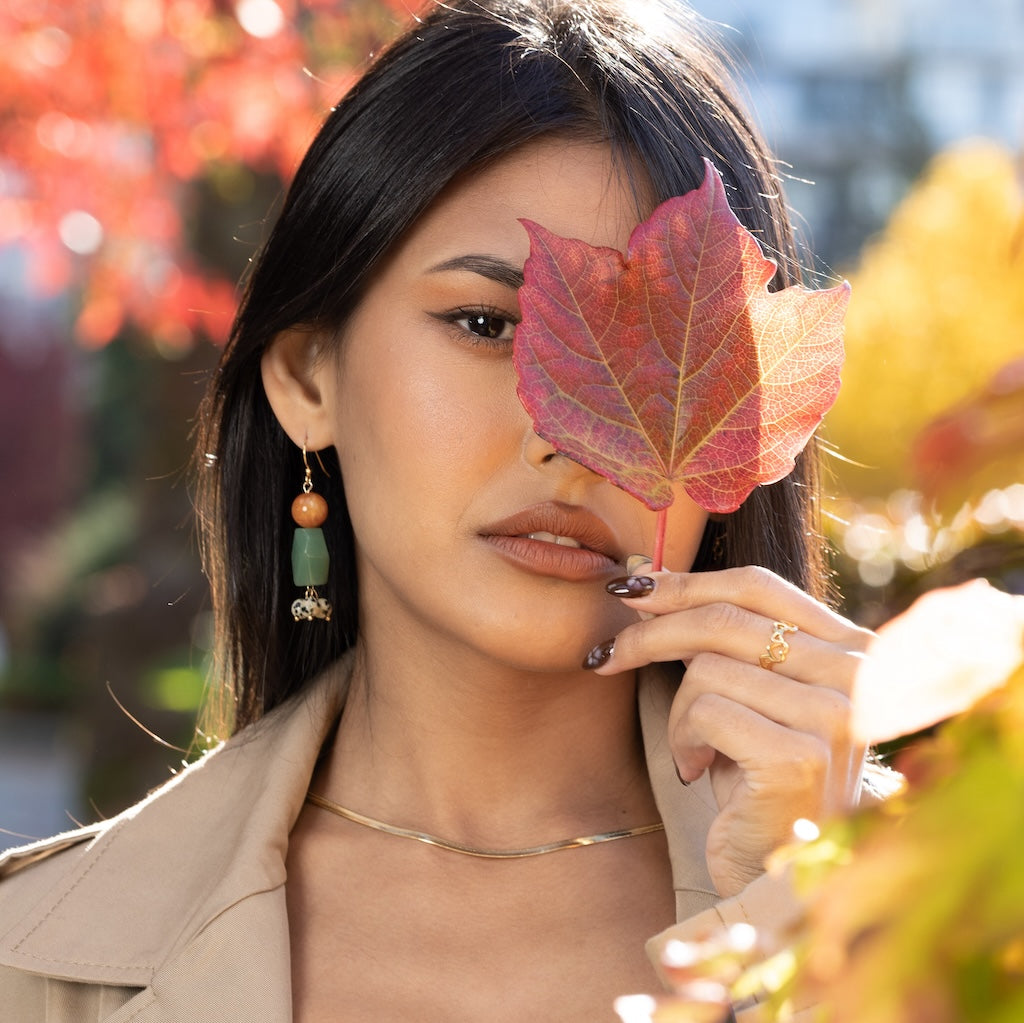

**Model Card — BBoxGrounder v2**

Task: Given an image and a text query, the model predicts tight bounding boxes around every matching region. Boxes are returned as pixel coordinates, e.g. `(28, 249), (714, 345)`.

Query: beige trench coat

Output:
(0, 660), (801, 1022)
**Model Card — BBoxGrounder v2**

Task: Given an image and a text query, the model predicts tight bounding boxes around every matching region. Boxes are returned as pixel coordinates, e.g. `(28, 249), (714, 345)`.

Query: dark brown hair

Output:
(196, 0), (827, 732)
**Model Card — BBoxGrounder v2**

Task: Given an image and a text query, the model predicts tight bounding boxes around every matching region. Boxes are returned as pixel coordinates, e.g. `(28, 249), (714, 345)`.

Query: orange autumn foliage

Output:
(0, 0), (420, 349)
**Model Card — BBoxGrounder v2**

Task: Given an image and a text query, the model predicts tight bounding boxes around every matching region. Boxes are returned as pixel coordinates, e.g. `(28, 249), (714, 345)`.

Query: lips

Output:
(479, 502), (623, 581)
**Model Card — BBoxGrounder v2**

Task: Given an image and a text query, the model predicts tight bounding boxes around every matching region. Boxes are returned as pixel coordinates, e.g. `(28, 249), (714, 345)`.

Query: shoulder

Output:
(0, 665), (347, 997)
(0, 822), (103, 916)
(0, 822), (145, 1022)
(0, 657), (349, 885)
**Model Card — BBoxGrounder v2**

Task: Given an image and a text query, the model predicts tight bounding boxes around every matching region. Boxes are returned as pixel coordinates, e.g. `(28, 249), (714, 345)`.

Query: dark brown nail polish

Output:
(606, 575), (655, 598)
(582, 639), (615, 670)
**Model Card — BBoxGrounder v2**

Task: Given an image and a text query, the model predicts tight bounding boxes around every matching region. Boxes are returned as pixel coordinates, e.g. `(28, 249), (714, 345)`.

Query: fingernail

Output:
(674, 765), (691, 788)
(625, 553), (653, 575)
(582, 638), (615, 670)
(606, 575), (656, 598)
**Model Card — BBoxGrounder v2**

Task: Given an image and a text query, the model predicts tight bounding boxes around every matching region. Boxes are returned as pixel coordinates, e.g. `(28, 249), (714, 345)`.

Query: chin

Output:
(494, 645), (594, 677)
(468, 603), (633, 677)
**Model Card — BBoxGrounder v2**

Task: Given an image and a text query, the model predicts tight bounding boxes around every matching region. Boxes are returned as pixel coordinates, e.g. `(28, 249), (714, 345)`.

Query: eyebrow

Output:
(426, 254), (524, 291)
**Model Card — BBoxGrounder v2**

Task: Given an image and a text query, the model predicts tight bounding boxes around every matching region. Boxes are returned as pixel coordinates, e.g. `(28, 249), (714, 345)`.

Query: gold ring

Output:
(758, 620), (798, 670)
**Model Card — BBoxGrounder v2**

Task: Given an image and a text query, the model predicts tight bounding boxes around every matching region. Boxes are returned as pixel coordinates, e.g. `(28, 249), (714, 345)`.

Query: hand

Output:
(586, 564), (871, 896)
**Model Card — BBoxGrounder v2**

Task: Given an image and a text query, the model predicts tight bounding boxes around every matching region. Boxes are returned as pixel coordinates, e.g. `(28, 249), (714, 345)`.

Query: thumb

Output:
(622, 553), (657, 621)
(625, 553), (654, 576)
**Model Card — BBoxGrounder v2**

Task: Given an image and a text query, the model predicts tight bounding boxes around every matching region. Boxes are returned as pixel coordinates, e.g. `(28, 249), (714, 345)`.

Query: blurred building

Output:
(694, 0), (1024, 267)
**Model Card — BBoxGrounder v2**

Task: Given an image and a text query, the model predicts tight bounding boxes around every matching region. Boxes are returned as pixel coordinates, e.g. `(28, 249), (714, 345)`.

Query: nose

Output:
(516, 392), (596, 479)
(523, 427), (561, 466)
(522, 426), (601, 485)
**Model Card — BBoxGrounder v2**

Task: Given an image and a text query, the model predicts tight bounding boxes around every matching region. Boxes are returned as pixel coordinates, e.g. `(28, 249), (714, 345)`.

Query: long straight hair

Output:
(195, 0), (828, 732)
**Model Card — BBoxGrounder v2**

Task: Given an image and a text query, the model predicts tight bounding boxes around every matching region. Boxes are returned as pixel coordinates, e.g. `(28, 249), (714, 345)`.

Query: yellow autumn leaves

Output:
(825, 140), (1024, 501)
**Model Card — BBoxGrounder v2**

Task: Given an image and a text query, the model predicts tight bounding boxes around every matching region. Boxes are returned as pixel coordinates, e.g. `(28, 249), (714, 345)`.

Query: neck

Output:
(315, 633), (658, 850)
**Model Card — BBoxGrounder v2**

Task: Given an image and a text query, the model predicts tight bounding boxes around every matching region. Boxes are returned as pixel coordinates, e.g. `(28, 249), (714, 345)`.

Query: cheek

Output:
(630, 493), (708, 571)
(663, 506), (709, 572)
(332, 336), (515, 534)
(597, 487), (706, 573)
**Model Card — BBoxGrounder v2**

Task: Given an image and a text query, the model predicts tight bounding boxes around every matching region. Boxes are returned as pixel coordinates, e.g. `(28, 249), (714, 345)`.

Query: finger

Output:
(671, 691), (831, 797)
(588, 604), (865, 694)
(670, 653), (864, 795)
(625, 553), (654, 576)
(673, 652), (853, 739)
(608, 565), (871, 649)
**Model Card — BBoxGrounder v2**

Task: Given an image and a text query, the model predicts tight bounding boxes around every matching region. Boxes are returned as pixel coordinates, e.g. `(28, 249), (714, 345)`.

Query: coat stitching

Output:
(11, 826), (155, 974)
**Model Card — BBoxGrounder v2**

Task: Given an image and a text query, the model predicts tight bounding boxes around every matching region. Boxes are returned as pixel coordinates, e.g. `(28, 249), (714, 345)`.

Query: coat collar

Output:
(0, 661), (350, 986)
(0, 659), (717, 988)
(637, 665), (720, 918)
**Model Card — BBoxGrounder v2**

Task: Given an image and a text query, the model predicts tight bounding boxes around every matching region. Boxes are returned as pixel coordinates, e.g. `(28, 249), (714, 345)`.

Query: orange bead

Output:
(292, 492), (328, 527)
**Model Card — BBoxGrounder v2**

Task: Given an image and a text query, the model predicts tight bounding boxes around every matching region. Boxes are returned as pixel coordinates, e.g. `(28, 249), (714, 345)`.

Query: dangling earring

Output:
(290, 443), (333, 622)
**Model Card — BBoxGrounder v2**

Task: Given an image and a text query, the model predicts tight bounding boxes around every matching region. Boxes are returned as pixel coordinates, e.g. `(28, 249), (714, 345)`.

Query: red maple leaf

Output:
(514, 159), (848, 565)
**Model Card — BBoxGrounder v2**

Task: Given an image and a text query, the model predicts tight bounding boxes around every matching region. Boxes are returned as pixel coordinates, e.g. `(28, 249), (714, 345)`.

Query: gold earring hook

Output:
(301, 442), (313, 494)
(301, 437), (330, 495)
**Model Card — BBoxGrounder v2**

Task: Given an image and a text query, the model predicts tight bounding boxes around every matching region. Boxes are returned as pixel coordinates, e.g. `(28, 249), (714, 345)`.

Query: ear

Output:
(261, 328), (336, 451)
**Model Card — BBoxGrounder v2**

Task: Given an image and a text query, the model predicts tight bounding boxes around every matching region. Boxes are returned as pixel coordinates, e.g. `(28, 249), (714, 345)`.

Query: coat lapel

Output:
(0, 661), (350, 1017)
(637, 664), (721, 920)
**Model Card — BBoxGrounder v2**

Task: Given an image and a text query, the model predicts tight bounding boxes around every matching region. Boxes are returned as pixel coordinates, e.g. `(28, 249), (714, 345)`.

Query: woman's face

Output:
(318, 138), (708, 672)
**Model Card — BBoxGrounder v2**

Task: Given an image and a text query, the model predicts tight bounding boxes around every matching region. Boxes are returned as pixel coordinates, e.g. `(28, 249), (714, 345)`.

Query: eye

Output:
(461, 312), (514, 340)
(439, 306), (519, 348)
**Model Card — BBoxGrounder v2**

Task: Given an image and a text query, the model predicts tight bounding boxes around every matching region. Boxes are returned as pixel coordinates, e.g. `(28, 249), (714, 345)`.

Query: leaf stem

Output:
(652, 507), (668, 572)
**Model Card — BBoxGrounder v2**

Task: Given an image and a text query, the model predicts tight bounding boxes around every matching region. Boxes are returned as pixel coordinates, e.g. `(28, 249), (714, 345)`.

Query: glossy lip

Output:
(479, 501), (623, 582)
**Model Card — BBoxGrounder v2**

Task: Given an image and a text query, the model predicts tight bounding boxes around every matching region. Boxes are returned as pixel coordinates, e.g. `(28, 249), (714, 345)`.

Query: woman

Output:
(0, 1), (874, 1019)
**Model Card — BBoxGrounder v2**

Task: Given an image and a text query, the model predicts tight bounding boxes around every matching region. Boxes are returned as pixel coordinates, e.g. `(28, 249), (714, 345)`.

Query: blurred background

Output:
(1, 0), (1021, 852)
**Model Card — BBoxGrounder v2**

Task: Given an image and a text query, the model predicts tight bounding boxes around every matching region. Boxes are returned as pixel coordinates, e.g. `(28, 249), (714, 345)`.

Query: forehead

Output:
(391, 138), (652, 271)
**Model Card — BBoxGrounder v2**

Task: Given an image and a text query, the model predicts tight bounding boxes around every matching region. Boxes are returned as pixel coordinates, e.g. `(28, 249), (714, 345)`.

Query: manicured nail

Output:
(582, 639), (615, 670)
(606, 575), (656, 598)
(674, 764), (691, 788)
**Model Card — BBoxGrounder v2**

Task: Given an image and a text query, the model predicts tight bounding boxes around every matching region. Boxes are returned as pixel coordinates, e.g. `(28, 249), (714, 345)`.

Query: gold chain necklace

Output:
(305, 791), (665, 860)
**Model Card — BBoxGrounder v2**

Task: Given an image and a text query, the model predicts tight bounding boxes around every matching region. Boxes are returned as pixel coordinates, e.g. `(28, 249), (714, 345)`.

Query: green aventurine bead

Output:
(292, 527), (329, 586)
